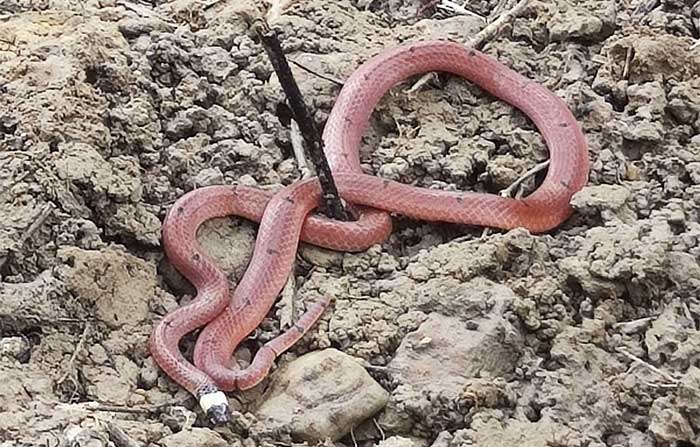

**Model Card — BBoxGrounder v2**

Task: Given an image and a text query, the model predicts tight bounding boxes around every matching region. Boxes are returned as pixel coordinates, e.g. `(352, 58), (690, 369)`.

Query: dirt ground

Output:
(1, 0), (700, 446)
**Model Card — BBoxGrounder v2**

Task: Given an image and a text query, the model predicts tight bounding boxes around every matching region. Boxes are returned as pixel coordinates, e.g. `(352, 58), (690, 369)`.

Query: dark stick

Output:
(254, 20), (350, 221)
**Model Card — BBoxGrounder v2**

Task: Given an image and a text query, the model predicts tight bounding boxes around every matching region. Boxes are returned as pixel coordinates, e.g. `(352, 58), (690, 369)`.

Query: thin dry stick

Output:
(93, 405), (154, 415)
(0, 313), (93, 326)
(86, 397), (189, 414)
(611, 317), (654, 334)
(681, 302), (694, 328)
(407, 72), (438, 94)
(350, 426), (358, 447)
(290, 120), (312, 179)
(467, 0), (529, 48)
(281, 77), (318, 333)
(411, 0), (529, 89)
(616, 347), (680, 384)
(500, 160), (550, 198)
(19, 202), (54, 245)
(289, 59), (344, 87)
(0, 202), (55, 271)
(480, 160), (549, 238)
(622, 46), (633, 80)
(435, 0), (486, 21)
(203, 0), (227, 10)
(278, 274), (296, 329)
(57, 323), (91, 385)
(372, 418), (386, 441)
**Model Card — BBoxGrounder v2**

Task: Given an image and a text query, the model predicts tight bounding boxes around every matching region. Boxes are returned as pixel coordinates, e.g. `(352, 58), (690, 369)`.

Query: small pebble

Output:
(0, 336), (31, 362)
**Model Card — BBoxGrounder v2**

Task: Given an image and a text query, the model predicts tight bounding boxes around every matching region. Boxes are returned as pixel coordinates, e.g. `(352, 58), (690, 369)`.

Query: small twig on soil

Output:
(288, 59), (344, 87)
(622, 46), (633, 80)
(466, 0), (529, 49)
(203, 0), (227, 10)
(90, 404), (156, 414)
(87, 400), (185, 415)
(0, 202), (55, 273)
(479, 160), (549, 238)
(290, 120), (313, 179)
(407, 72), (438, 94)
(487, 0), (509, 17)
(278, 274), (296, 328)
(681, 302), (694, 329)
(644, 380), (679, 389)
(372, 418), (386, 441)
(611, 317), (654, 334)
(19, 202), (54, 245)
(57, 323), (91, 386)
(500, 160), (550, 199)
(350, 425), (358, 447)
(0, 314), (94, 326)
(435, 0), (486, 21)
(412, 0), (529, 91)
(616, 347), (680, 384)
(253, 19), (350, 221)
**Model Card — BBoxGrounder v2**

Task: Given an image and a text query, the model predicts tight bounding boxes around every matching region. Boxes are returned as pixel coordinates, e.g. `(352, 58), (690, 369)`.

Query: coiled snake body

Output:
(150, 41), (589, 424)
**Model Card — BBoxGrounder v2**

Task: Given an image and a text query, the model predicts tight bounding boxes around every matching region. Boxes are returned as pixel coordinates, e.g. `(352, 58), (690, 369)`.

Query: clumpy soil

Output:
(2, 0), (700, 446)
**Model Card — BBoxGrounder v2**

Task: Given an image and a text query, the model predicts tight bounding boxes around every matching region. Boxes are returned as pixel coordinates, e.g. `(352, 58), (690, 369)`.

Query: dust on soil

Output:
(1, 0), (700, 446)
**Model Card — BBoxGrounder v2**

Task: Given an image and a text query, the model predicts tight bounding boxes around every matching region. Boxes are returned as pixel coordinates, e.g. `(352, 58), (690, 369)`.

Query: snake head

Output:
(199, 391), (230, 426)
(206, 403), (230, 426)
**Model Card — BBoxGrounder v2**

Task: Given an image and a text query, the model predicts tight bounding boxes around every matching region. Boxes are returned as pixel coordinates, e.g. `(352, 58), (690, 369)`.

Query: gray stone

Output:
(194, 167), (224, 187)
(63, 426), (106, 447)
(621, 119), (664, 142)
(255, 348), (389, 442)
(548, 1), (615, 42)
(387, 312), (520, 397)
(0, 337), (30, 362)
(570, 184), (636, 225)
(648, 397), (694, 444)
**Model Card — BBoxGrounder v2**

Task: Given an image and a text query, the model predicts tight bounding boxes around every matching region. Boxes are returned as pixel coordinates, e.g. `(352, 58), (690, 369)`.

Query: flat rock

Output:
(466, 413), (588, 447)
(548, 1), (615, 42)
(387, 310), (520, 398)
(255, 348), (389, 442)
(648, 397), (694, 444)
(378, 304), (521, 433)
(57, 246), (155, 328)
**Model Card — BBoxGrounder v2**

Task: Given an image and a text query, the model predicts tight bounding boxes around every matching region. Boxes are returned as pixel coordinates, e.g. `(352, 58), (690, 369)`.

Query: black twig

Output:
(254, 20), (350, 221)
(289, 59), (344, 87)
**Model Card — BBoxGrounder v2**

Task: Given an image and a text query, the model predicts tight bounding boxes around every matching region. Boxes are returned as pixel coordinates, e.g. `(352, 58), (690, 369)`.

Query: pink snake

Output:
(150, 41), (589, 423)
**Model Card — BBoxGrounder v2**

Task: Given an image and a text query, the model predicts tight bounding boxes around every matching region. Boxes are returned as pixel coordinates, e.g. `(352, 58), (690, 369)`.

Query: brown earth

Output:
(1, 0), (700, 446)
